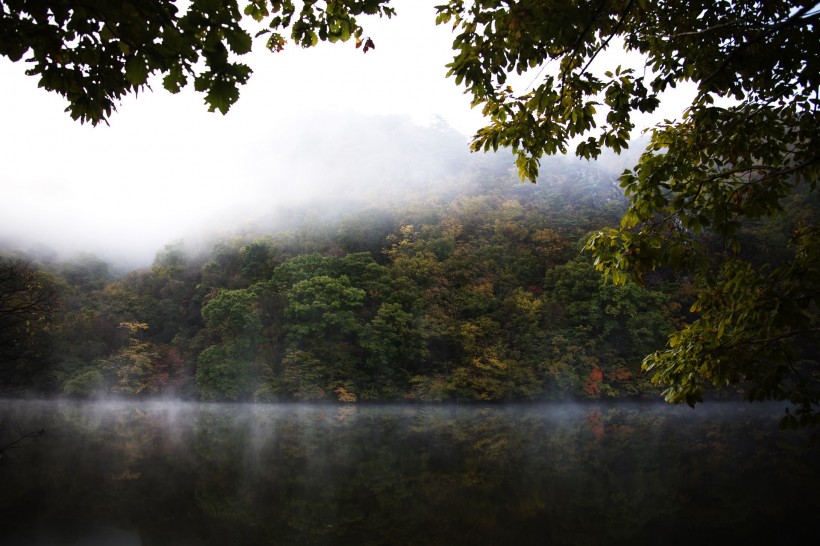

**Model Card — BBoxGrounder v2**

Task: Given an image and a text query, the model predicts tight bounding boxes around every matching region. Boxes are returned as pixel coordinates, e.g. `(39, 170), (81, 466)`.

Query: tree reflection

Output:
(0, 401), (817, 545)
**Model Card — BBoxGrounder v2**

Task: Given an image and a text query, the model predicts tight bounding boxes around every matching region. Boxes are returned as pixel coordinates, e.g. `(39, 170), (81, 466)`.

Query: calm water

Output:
(0, 399), (817, 545)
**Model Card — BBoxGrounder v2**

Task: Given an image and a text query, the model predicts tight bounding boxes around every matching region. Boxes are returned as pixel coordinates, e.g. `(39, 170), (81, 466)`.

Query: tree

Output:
(202, 288), (262, 356)
(62, 367), (106, 397)
(269, 253), (341, 292)
(284, 274), (364, 340)
(196, 344), (255, 401)
(197, 287), (265, 400)
(276, 347), (328, 400)
(360, 301), (424, 382)
(99, 321), (159, 395)
(0, 258), (61, 369)
(0, 0), (394, 123)
(3, 1), (818, 419)
(438, 0), (819, 422)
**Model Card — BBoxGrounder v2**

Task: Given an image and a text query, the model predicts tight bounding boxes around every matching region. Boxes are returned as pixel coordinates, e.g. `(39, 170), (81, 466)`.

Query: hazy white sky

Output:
(0, 1), (489, 265)
(0, 1), (692, 267)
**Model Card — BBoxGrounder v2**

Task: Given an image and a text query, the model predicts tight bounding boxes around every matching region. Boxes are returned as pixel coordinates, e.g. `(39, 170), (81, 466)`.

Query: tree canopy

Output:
(0, 258), (60, 362)
(2, 0), (818, 421)
(0, 0), (394, 122)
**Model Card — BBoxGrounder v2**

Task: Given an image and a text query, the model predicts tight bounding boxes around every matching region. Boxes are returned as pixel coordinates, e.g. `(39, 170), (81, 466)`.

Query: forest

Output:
(1, 3), (818, 544)
(1, 0), (817, 422)
(3, 155), (814, 404)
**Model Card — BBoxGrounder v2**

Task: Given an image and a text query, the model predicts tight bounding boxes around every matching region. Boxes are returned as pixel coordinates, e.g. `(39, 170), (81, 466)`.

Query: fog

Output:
(0, 1), (483, 267)
(0, 104), (647, 269)
(0, 0), (686, 270)
(0, 112), (489, 266)
(0, 93), (644, 271)
(2, 398), (817, 545)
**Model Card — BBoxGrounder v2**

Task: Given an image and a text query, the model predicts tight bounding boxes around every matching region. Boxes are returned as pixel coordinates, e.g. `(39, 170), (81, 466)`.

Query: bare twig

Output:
(0, 426), (46, 460)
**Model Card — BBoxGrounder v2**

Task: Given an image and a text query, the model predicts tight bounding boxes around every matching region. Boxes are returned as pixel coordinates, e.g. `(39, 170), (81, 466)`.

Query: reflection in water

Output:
(0, 400), (817, 545)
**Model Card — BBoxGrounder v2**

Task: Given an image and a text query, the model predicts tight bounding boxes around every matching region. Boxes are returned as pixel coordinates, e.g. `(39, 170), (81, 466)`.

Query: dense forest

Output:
(1, 155), (815, 403)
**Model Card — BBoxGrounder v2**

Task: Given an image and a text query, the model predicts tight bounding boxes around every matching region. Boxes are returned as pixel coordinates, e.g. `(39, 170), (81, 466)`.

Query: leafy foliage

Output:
(62, 367), (105, 397)
(435, 0), (820, 421)
(2, 162), (683, 402)
(437, 0), (818, 179)
(196, 345), (254, 401)
(0, 0), (394, 122)
(2, 1), (818, 417)
(0, 258), (61, 388)
(99, 322), (158, 395)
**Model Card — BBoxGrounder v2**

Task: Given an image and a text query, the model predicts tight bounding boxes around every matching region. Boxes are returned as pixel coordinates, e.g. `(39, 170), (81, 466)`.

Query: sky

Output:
(0, 0), (692, 268)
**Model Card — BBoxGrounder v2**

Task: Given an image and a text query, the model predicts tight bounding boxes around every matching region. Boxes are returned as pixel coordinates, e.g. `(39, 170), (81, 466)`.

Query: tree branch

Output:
(579, 0), (635, 76)
(644, 154), (820, 233)
(670, 20), (751, 38)
(702, 3), (818, 87)
(749, 327), (820, 346)
(0, 426), (46, 459)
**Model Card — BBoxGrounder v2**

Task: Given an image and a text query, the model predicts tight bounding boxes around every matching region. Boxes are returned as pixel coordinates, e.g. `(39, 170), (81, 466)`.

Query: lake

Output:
(0, 399), (817, 545)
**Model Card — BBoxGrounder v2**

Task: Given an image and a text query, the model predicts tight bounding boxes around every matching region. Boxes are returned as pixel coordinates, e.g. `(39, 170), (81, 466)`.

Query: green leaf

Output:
(162, 66), (186, 93)
(204, 78), (240, 114)
(226, 29), (253, 54)
(124, 56), (148, 86)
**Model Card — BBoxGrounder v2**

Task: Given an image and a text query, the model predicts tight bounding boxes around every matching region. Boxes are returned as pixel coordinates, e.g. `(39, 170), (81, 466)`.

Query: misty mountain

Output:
(2, 112), (639, 270)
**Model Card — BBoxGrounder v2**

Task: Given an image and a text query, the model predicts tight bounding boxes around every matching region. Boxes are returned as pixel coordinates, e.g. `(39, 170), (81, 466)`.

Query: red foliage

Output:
(584, 365), (603, 398)
(606, 366), (632, 382)
(145, 346), (190, 394)
(589, 367), (604, 383)
(586, 408), (605, 441)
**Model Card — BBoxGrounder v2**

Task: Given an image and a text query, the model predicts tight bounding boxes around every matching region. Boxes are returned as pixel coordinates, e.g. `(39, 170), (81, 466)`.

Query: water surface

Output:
(0, 399), (817, 545)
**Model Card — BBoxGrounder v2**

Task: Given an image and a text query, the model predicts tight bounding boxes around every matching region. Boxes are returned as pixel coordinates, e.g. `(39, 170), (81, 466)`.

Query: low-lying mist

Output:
(2, 398), (817, 545)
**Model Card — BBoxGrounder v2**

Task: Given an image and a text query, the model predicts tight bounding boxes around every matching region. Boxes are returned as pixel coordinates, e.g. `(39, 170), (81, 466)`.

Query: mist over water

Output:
(1, 399), (817, 545)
